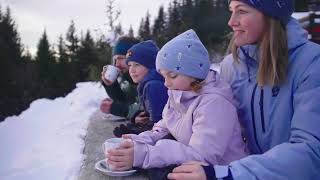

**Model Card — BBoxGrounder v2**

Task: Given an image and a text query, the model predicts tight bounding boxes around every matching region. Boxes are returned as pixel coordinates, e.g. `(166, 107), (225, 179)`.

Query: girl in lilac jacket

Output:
(106, 29), (247, 173)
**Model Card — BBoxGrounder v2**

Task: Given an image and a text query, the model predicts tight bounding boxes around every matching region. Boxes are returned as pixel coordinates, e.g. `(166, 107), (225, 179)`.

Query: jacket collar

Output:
(137, 69), (164, 94)
(167, 70), (235, 111)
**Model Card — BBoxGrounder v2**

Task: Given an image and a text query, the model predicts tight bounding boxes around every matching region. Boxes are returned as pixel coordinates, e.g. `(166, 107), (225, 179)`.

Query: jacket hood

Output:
(286, 18), (308, 50)
(168, 70), (236, 107)
(141, 69), (164, 83)
(137, 69), (164, 93)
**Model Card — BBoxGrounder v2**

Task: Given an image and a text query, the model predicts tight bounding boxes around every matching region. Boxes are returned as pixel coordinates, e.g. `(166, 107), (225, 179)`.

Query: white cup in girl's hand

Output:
(102, 137), (124, 154)
(102, 138), (125, 170)
(103, 65), (120, 83)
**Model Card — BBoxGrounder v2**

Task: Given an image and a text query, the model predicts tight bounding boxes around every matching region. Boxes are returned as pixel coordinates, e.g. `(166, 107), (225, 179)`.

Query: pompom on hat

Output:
(156, 29), (210, 80)
(229, 0), (294, 26)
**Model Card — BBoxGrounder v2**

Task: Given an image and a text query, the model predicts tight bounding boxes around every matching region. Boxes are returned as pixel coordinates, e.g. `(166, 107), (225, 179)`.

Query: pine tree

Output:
(143, 11), (151, 40)
(138, 18), (145, 40)
(66, 20), (79, 61)
(57, 36), (68, 77)
(152, 6), (167, 47)
(64, 20), (79, 87)
(0, 7), (22, 82)
(20, 50), (38, 118)
(193, 0), (214, 43)
(138, 12), (152, 40)
(96, 35), (112, 66)
(0, 6), (23, 120)
(36, 31), (54, 77)
(55, 35), (72, 94)
(96, 35), (113, 75)
(57, 35), (68, 64)
(76, 30), (99, 81)
(0, 7), (22, 64)
(114, 23), (124, 37)
(35, 30), (56, 97)
(209, 0), (231, 56)
(193, 0), (229, 54)
(128, 25), (134, 37)
(166, 0), (182, 40)
(180, 0), (194, 31)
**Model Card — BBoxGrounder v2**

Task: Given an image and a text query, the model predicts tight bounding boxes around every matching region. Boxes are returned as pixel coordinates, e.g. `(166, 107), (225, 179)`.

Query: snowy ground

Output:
(0, 82), (107, 180)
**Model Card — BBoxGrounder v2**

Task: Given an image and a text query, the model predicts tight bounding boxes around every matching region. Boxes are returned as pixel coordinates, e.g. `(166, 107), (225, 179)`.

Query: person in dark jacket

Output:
(113, 40), (168, 137)
(100, 36), (140, 118)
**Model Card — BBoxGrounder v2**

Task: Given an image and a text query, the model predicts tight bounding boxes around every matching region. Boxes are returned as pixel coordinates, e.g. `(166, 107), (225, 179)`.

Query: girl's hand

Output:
(107, 140), (134, 171)
(167, 161), (207, 180)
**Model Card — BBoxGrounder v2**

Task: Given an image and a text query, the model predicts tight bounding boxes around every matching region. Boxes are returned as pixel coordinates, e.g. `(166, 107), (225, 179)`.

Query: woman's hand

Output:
(106, 140), (134, 171)
(168, 161), (207, 180)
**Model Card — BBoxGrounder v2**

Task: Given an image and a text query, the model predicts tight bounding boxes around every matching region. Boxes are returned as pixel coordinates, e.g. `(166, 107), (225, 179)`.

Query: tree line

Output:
(0, 0), (310, 121)
(0, 9), (113, 121)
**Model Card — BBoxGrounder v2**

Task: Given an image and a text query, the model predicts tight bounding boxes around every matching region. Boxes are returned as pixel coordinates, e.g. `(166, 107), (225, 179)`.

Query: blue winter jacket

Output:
(137, 69), (168, 122)
(218, 18), (320, 179)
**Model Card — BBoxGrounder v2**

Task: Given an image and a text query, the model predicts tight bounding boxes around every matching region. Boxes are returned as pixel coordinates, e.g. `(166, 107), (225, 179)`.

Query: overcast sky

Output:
(0, 0), (172, 54)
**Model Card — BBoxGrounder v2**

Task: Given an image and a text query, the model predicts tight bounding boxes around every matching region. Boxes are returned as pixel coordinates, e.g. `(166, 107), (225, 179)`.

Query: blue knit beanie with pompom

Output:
(126, 40), (159, 70)
(156, 29), (210, 80)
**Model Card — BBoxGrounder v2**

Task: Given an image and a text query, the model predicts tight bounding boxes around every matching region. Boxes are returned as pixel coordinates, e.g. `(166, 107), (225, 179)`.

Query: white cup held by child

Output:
(103, 65), (120, 83)
(102, 138), (124, 170)
(102, 137), (124, 154)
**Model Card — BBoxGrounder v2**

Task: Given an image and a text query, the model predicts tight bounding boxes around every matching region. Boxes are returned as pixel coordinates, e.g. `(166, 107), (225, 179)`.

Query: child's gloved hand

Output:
(113, 124), (130, 137)
(135, 111), (149, 125)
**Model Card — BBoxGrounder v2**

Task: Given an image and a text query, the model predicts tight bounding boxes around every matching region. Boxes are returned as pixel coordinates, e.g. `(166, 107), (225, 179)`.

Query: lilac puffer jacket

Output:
(130, 70), (247, 168)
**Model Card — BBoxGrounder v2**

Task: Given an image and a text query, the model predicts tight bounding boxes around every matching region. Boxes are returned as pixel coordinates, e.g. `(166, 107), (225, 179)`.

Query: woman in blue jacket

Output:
(168, 0), (320, 180)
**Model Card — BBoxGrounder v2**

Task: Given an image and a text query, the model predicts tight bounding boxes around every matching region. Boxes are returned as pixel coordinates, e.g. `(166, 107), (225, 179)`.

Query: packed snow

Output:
(0, 82), (107, 180)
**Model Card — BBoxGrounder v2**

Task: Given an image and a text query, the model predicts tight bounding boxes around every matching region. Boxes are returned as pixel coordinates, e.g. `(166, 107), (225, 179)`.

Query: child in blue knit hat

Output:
(106, 30), (247, 179)
(112, 40), (168, 137)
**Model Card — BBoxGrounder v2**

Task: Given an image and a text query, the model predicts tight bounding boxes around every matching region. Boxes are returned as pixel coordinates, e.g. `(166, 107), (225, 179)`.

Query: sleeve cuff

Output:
(202, 165), (233, 180)
(214, 165), (233, 180)
(202, 164), (216, 180)
(133, 141), (148, 167)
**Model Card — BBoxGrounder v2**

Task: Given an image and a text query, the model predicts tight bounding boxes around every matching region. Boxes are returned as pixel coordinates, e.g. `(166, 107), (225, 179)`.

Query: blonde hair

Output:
(190, 79), (204, 92)
(230, 17), (288, 86)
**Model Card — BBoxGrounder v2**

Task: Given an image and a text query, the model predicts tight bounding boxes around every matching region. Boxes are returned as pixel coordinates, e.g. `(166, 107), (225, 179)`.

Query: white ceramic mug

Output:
(102, 138), (124, 153)
(102, 138), (124, 170)
(103, 65), (120, 83)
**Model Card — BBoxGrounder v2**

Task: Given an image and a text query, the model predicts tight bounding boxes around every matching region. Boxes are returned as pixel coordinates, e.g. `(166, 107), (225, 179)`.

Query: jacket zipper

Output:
(250, 83), (262, 152)
(259, 88), (266, 133)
